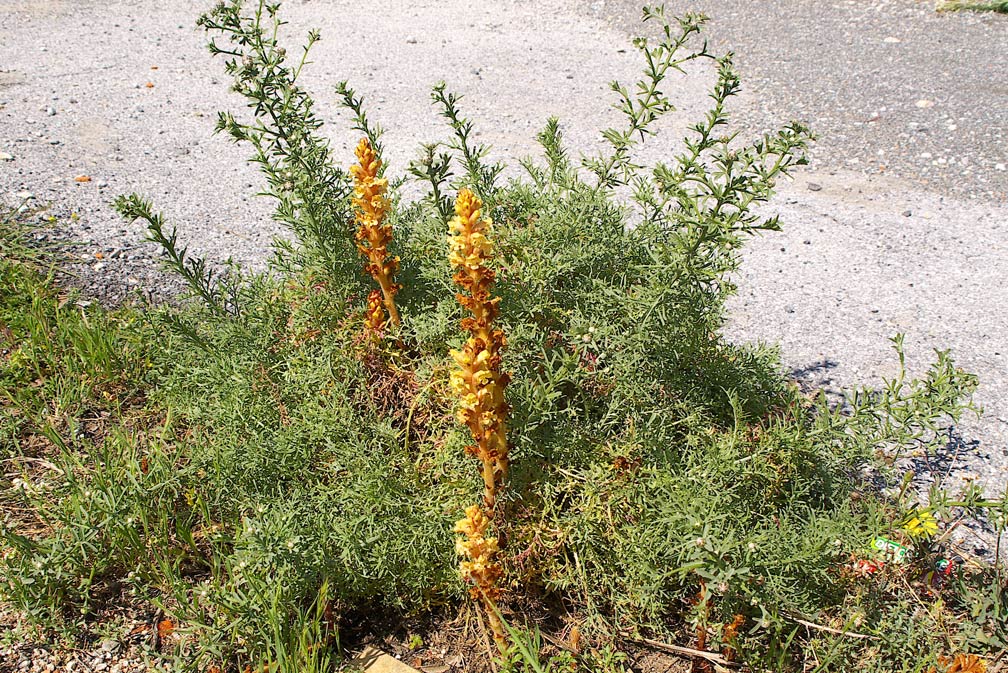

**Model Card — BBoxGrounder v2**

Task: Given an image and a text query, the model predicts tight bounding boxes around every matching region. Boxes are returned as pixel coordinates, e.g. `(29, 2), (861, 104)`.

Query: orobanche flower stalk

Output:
(449, 188), (511, 657)
(455, 504), (508, 655)
(448, 188), (510, 514)
(351, 137), (401, 327)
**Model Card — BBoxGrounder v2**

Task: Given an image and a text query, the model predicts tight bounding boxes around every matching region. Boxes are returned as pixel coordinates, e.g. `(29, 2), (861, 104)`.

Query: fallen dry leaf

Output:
(156, 618), (174, 639)
(569, 625), (581, 653)
(145, 81), (154, 88)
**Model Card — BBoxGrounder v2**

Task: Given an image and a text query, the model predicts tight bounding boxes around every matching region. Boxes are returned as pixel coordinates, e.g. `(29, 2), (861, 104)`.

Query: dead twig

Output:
(784, 613), (876, 641)
(632, 636), (741, 669)
(2, 456), (64, 475)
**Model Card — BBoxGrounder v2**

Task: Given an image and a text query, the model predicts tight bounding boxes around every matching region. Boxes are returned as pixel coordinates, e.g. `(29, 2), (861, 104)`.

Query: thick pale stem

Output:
(374, 270), (401, 327)
(482, 597), (509, 656)
(481, 456), (497, 514)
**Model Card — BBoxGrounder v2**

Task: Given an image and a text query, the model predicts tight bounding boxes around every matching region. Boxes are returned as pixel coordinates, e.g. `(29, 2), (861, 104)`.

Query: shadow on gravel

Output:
(789, 358), (839, 382)
(900, 430), (1005, 560)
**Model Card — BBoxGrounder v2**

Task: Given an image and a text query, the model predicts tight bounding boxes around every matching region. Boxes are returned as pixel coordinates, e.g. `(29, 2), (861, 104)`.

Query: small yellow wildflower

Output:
(902, 509), (939, 539)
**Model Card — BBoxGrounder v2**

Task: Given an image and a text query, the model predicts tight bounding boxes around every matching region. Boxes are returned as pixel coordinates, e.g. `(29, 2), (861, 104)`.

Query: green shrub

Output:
(2, 2), (1006, 671)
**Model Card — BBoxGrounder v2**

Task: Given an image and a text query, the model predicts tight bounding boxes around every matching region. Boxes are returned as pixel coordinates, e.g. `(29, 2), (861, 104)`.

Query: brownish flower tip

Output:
(721, 614), (746, 662)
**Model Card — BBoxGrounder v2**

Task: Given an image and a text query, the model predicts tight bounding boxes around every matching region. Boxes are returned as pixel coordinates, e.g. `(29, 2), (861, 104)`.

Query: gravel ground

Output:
(599, 0), (1008, 200)
(1, 0), (1007, 654)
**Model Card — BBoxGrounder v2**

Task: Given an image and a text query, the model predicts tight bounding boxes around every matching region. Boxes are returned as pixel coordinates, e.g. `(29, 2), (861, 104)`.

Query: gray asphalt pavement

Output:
(599, 0), (1008, 199)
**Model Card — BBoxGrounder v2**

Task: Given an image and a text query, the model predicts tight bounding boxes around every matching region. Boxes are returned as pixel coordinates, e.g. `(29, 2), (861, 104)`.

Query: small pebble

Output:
(807, 182), (822, 191)
(46, 106), (55, 116)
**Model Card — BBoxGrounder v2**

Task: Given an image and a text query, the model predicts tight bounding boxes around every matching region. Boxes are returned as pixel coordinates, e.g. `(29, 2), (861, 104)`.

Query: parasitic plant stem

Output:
(448, 188), (510, 514)
(448, 188), (511, 657)
(351, 138), (401, 327)
(455, 504), (508, 656)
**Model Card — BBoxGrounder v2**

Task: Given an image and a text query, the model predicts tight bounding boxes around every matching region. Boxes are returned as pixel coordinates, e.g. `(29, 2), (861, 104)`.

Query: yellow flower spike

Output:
(448, 189), (512, 657)
(351, 137), (401, 328)
(454, 504), (507, 654)
(447, 189), (510, 514)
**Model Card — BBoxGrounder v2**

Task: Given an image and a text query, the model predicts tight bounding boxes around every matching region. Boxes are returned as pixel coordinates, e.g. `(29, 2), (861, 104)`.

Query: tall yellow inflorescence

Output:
(351, 138), (401, 327)
(455, 504), (507, 654)
(449, 188), (510, 657)
(448, 187), (510, 514)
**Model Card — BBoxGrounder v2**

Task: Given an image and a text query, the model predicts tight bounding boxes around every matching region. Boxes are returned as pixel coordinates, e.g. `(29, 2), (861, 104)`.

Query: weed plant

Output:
(2, 2), (1007, 672)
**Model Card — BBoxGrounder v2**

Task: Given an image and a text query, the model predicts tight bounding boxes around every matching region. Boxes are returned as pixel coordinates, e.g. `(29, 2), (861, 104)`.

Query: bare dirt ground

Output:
(0, 0), (1005, 577)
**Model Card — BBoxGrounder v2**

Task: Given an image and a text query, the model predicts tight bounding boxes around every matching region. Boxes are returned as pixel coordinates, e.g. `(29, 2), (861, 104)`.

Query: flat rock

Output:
(350, 647), (421, 673)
